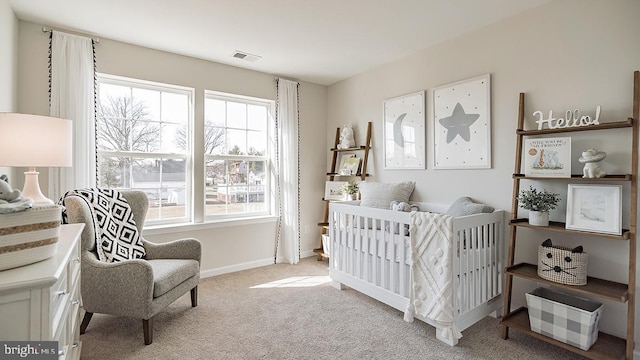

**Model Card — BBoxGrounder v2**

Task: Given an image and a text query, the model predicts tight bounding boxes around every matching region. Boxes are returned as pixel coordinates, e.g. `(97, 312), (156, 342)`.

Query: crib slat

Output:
(376, 219), (389, 289)
(482, 224), (489, 302)
(473, 227), (479, 308)
(389, 220), (396, 293)
(461, 229), (468, 313)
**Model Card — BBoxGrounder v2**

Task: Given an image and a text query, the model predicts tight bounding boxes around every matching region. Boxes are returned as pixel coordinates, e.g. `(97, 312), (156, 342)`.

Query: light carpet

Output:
(79, 257), (583, 359)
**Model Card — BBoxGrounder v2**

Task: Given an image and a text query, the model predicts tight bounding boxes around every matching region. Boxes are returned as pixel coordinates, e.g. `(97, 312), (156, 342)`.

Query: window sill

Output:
(143, 215), (279, 236)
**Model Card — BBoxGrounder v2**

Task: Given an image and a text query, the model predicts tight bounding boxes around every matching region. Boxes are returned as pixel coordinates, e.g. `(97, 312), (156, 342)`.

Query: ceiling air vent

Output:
(232, 50), (261, 62)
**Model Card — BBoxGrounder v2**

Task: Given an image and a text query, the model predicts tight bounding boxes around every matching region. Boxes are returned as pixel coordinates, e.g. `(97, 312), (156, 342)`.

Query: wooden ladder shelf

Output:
(313, 122), (372, 260)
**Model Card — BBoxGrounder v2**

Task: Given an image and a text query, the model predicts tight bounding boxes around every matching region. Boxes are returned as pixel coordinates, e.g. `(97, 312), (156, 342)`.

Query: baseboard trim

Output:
(200, 251), (317, 278)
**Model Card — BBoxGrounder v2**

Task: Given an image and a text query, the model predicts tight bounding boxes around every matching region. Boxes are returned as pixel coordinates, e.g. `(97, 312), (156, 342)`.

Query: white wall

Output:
(0, 0), (18, 181)
(16, 20), (327, 273)
(0, 0), (16, 112)
(327, 0), (640, 349)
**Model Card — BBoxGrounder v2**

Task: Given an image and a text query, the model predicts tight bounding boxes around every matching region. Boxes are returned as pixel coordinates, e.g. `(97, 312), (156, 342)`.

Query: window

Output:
(96, 74), (193, 224)
(204, 91), (272, 219)
(96, 75), (274, 226)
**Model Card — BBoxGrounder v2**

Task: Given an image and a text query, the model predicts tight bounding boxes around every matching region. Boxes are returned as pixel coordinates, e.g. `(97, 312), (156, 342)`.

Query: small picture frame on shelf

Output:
(565, 184), (622, 235)
(324, 181), (347, 201)
(338, 154), (361, 176)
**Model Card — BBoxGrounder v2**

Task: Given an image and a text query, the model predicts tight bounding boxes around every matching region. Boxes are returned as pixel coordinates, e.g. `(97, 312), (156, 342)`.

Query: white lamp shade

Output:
(0, 113), (73, 167)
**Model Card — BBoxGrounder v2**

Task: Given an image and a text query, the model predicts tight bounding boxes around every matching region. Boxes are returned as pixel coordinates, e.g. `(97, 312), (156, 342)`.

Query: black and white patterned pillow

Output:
(60, 188), (146, 262)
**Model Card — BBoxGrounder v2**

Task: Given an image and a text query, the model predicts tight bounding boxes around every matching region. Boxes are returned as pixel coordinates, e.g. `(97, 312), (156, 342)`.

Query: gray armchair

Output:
(63, 190), (201, 345)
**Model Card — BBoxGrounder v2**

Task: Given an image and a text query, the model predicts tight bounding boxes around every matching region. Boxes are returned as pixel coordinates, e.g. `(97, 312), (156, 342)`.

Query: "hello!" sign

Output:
(533, 105), (601, 130)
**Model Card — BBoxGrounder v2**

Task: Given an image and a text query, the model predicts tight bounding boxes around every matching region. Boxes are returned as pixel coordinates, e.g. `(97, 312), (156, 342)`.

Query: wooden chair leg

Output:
(190, 286), (198, 307)
(80, 312), (93, 334)
(143, 318), (153, 345)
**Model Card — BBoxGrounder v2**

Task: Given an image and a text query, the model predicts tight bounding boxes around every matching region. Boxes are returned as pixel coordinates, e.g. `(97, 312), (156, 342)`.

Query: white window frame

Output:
(203, 90), (274, 221)
(96, 73), (194, 226)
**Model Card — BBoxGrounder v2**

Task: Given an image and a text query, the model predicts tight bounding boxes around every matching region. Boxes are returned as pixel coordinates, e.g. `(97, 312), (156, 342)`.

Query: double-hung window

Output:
(96, 74), (274, 226)
(204, 91), (272, 219)
(96, 74), (193, 224)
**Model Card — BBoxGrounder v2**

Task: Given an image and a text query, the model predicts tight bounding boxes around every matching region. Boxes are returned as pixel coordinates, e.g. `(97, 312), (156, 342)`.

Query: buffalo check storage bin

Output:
(526, 287), (602, 351)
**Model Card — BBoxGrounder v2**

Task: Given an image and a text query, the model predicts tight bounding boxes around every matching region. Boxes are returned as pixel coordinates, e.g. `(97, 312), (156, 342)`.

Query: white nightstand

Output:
(0, 223), (84, 359)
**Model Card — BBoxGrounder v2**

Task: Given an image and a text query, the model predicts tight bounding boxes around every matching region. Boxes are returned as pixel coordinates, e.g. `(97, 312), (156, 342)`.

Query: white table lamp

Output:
(0, 113), (73, 205)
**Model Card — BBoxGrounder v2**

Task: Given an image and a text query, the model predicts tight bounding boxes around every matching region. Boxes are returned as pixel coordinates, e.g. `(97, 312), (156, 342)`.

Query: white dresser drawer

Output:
(67, 241), (81, 288)
(50, 268), (69, 336)
(54, 314), (68, 360)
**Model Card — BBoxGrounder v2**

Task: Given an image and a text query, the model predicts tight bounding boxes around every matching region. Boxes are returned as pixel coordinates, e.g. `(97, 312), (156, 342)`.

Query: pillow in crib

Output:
(359, 181), (415, 209)
(446, 197), (494, 217)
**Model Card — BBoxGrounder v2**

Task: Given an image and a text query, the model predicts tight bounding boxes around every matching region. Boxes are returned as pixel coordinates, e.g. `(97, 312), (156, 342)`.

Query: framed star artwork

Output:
(383, 90), (426, 169)
(433, 74), (491, 169)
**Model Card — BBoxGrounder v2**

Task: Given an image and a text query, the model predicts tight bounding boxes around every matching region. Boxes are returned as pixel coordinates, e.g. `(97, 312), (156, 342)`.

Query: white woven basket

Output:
(0, 205), (61, 271)
(537, 244), (588, 285)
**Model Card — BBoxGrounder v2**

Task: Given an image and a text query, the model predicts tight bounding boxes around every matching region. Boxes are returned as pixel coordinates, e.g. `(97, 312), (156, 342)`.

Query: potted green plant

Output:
(341, 180), (359, 201)
(516, 186), (561, 226)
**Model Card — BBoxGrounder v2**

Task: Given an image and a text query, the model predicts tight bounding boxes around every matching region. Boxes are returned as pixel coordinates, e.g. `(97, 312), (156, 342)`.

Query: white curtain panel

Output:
(274, 79), (300, 264)
(49, 30), (96, 200)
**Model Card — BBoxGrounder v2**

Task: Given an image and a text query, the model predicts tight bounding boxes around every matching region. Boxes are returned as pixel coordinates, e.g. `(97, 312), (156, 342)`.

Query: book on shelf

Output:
(523, 137), (571, 178)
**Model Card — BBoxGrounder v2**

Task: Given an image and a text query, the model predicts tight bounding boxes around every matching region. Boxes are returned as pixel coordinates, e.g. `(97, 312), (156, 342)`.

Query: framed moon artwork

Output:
(433, 74), (491, 169)
(383, 91), (426, 169)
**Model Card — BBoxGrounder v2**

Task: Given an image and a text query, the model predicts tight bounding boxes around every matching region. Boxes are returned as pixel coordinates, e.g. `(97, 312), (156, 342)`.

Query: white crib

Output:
(328, 201), (505, 346)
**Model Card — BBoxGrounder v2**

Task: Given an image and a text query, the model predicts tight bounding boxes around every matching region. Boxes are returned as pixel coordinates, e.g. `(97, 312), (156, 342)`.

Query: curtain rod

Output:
(42, 27), (100, 43)
(274, 76), (299, 84)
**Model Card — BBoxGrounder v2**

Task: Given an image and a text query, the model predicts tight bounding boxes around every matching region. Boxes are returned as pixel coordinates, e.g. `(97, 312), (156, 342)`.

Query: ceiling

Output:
(8, 0), (552, 86)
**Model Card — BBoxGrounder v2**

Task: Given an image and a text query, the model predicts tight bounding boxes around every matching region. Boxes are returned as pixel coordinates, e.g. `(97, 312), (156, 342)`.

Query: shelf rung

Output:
(506, 263), (628, 302)
(510, 219), (630, 240)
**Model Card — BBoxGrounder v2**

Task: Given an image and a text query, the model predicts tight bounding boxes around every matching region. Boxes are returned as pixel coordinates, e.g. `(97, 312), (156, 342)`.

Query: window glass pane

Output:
(205, 159), (226, 214)
(247, 130), (266, 155)
(161, 123), (187, 154)
(132, 88), (159, 121)
(227, 129), (246, 154)
(99, 83), (130, 101)
(173, 124), (190, 154)
(248, 160), (266, 211)
(98, 156), (130, 188)
(97, 114), (130, 151)
(247, 104), (267, 131)
(227, 101), (246, 129)
(162, 92), (188, 125)
(205, 98), (225, 127)
(130, 157), (187, 221)
(205, 125), (225, 155)
(131, 119), (160, 152)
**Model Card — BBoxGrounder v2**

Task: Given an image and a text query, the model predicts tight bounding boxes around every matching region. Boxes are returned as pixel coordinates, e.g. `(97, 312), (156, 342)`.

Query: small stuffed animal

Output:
(390, 201), (419, 235)
(579, 149), (607, 178)
(0, 178), (21, 204)
(390, 200), (419, 213)
(337, 124), (356, 149)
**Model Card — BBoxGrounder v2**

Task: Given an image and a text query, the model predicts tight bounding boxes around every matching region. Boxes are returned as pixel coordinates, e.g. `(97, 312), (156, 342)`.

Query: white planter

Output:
(343, 193), (355, 201)
(528, 210), (549, 226)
